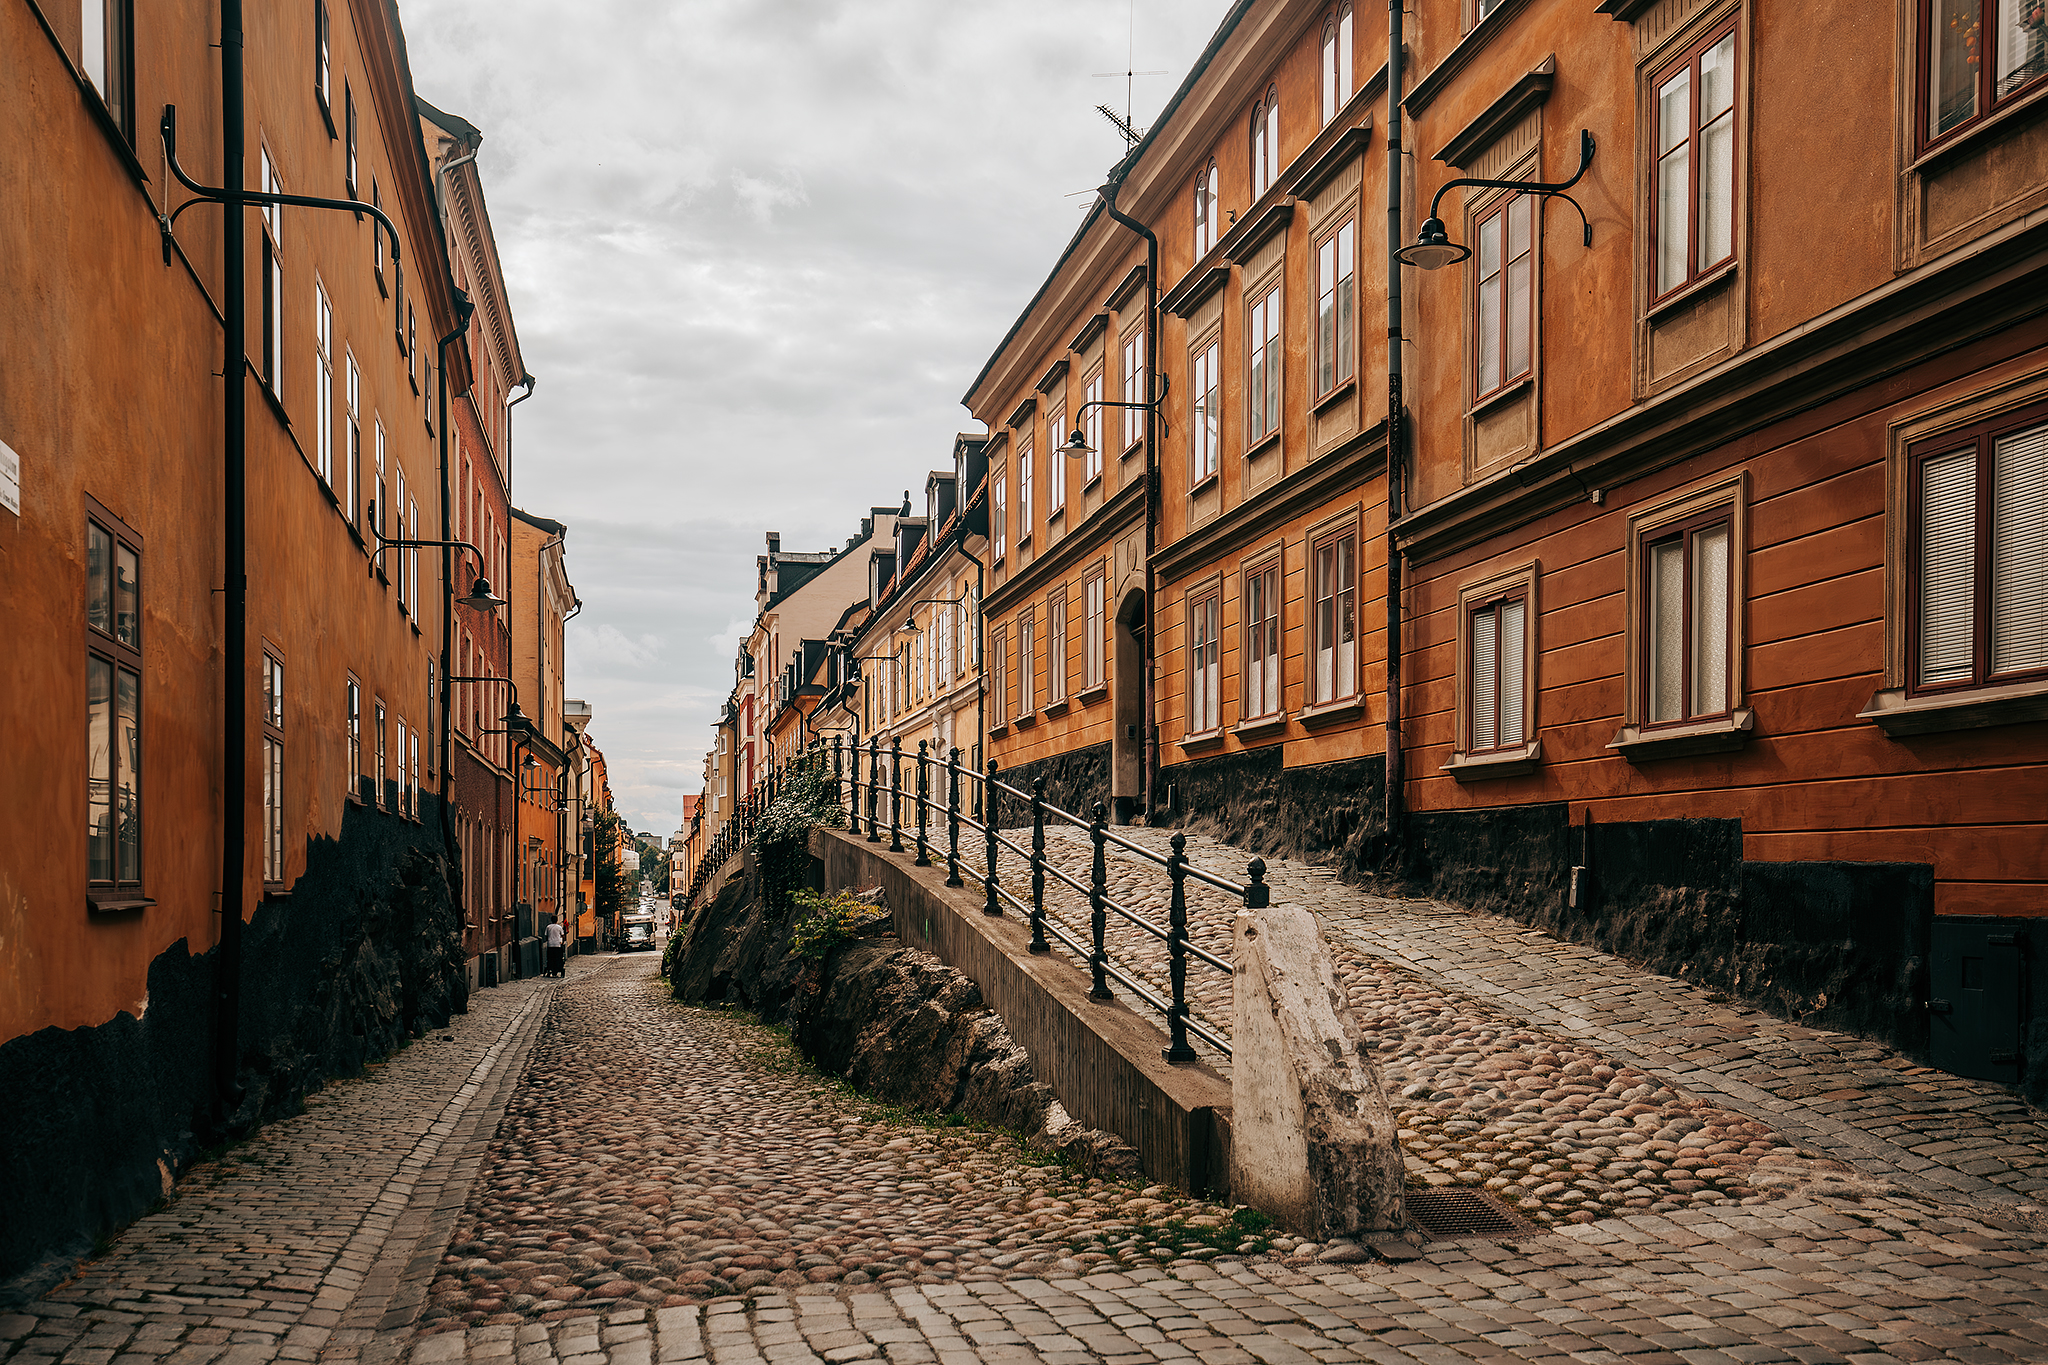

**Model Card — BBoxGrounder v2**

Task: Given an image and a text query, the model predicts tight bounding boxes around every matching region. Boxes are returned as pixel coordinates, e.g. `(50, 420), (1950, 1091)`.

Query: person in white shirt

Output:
(544, 918), (566, 977)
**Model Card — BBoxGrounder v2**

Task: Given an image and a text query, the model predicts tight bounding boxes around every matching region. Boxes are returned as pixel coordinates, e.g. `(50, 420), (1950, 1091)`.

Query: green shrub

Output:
(789, 888), (882, 959)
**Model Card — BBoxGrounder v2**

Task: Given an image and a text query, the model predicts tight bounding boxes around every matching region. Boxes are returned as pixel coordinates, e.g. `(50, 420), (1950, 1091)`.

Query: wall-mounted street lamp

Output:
(1394, 129), (1597, 271)
(369, 507), (505, 612)
(450, 675), (533, 736)
(1059, 393), (1171, 459)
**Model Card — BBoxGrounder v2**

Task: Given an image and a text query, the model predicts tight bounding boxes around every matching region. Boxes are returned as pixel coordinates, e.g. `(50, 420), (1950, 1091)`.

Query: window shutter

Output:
(1500, 598), (1526, 746)
(1649, 539), (1685, 721)
(1919, 449), (1978, 686)
(1472, 607), (1498, 750)
(1992, 421), (2048, 678)
(1691, 524), (1731, 715)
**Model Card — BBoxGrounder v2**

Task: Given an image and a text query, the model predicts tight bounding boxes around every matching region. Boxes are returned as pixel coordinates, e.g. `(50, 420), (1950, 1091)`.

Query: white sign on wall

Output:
(0, 438), (19, 517)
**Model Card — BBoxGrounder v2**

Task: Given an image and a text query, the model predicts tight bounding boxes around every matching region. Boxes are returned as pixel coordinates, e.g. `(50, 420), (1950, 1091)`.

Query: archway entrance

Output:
(1112, 588), (1146, 825)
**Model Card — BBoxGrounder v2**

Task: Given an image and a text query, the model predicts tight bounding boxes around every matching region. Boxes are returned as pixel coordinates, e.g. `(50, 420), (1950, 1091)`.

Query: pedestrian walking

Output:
(543, 917), (566, 977)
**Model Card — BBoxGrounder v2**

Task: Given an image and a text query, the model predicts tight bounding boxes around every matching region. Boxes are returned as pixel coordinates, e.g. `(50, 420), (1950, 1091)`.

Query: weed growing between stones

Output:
(788, 889), (886, 959)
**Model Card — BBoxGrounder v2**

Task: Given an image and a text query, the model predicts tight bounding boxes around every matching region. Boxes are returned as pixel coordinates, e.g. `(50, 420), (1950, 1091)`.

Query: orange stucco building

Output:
(0, 0), (565, 1282)
(970, 0), (2046, 1090)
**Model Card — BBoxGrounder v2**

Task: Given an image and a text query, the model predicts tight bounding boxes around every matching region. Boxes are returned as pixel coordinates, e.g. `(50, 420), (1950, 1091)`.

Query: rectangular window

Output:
(86, 510), (142, 891)
(80, 0), (134, 144)
(1048, 402), (1067, 511)
(347, 676), (362, 801)
(407, 497), (420, 616)
(263, 653), (285, 884)
(1910, 411), (2048, 693)
(1312, 529), (1357, 703)
(1248, 284), (1282, 444)
(408, 723), (421, 819)
(373, 420), (387, 565)
(1191, 338), (1221, 482)
(345, 85), (357, 197)
(1244, 560), (1281, 718)
(1469, 594), (1528, 751)
(993, 470), (1008, 562)
(314, 0), (331, 114)
(990, 627), (1008, 727)
(1018, 610), (1037, 716)
(1653, 23), (1738, 300)
(394, 259), (406, 346)
(1925, 0), (2048, 147)
(1083, 370), (1104, 484)
(1643, 514), (1733, 724)
(1085, 571), (1106, 688)
(315, 281), (334, 485)
(406, 305), (418, 384)
(372, 181), (387, 289)
(375, 700), (388, 806)
(1475, 194), (1532, 398)
(1187, 591), (1221, 734)
(1018, 440), (1034, 543)
(1048, 590), (1069, 705)
(1121, 330), (1146, 450)
(395, 465), (409, 610)
(1315, 221), (1356, 397)
(261, 149), (284, 388)
(345, 352), (361, 528)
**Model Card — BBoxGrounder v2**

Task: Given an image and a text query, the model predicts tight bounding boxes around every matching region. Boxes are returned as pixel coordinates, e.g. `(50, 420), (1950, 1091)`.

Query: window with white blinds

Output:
(1470, 596), (1527, 751)
(1644, 516), (1732, 724)
(1188, 592), (1221, 734)
(1244, 561), (1282, 718)
(1912, 415), (2048, 691)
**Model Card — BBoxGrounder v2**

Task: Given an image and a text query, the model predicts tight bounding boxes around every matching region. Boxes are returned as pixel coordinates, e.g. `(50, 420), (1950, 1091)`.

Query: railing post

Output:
(831, 735), (843, 811)
(945, 746), (963, 887)
(982, 760), (1002, 916)
(847, 735), (860, 836)
(1245, 858), (1270, 909)
(1088, 801), (1112, 1000)
(1163, 832), (1197, 1063)
(1028, 776), (1049, 954)
(889, 736), (904, 853)
(866, 738), (881, 843)
(914, 740), (932, 866)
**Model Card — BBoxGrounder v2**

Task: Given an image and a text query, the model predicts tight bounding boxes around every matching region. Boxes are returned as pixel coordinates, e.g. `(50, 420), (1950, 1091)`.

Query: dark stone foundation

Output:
(0, 797), (467, 1300)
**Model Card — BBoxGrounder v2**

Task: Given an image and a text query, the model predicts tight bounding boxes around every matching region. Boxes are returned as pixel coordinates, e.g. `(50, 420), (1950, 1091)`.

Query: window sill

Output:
(1078, 683), (1109, 706)
(1312, 377), (1357, 416)
(376, 270), (388, 298)
(1017, 534), (1032, 551)
(1442, 740), (1542, 782)
(992, 555), (1006, 569)
(87, 893), (155, 914)
(1048, 506), (1066, 524)
(1859, 679), (2048, 737)
(1013, 712), (1038, 729)
(1909, 81), (2048, 175)
(1647, 261), (1738, 323)
(1083, 474), (1103, 494)
(1298, 696), (1365, 728)
(1043, 698), (1070, 717)
(1608, 707), (1755, 762)
(1233, 711), (1289, 740)
(1190, 472), (1219, 497)
(254, 370), (293, 428)
(1180, 728), (1226, 753)
(1245, 429), (1282, 461)
(1469, 374), (1533, 420)
(987, 723), (1009, 739)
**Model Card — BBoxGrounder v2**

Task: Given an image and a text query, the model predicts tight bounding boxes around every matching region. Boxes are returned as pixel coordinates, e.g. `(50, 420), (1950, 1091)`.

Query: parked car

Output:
(619, 914), (659, 952)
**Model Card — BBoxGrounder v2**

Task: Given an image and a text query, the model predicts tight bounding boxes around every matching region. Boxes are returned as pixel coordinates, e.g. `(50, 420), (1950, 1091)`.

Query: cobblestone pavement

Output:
(976, 826), (2048, 1227)
(5, 862), (2047, 1365)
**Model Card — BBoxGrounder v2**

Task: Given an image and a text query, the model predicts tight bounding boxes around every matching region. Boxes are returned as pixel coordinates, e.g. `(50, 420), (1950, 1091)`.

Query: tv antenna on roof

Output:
(1093, 0), (1166, 149)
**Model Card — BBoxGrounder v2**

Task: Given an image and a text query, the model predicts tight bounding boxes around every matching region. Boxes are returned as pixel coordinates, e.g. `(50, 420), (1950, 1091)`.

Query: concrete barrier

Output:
(812, 827), (1232, 1195)
(1230, 902), (1406, 1236)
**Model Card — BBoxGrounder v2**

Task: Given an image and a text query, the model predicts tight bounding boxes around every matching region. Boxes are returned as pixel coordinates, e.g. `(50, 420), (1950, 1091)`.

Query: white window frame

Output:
(1311, 525), (1358, 705)
(1187, 589), (1221, 735)
(1320, 6), (1355, 127)
(1121, 330), (1146, 451)
(1243, 557), (1282, 720)
(1248, 283), (1282, 446)
(314, 279), (334, 485)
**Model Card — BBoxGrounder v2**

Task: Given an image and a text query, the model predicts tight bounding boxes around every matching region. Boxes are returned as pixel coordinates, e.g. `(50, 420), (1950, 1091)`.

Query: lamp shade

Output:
(458, 575), (506, 612)
(1393, 217), (1471, 270)
(1062, 429), (1093, 459)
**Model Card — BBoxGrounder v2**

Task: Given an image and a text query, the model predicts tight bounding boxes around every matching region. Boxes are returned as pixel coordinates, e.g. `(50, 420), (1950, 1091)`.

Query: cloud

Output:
(401, 0), (1235, 830)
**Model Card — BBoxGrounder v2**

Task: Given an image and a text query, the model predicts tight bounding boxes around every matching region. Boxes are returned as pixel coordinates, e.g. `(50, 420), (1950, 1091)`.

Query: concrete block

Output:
(1229, 904), (1405, 1238)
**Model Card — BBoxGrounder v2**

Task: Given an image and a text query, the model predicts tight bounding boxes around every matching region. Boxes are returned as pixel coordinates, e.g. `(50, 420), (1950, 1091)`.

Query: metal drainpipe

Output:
(1385, 0), (1408, 873)
(1097, 179), (1159, 824)
(958, 537), (986, 775)
(435, 297), (475, 900)
(214, 0), (248, 1127)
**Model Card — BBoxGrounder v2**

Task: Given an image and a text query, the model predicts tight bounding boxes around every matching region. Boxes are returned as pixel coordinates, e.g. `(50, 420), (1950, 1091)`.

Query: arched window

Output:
(1321, 6), (1355, 126)
(1251, 86), (1280, 198)
(1193, 160), (1219, 258)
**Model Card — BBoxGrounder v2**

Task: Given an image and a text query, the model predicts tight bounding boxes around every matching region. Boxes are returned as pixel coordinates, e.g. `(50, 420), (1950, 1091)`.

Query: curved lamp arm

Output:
(160, 105), (409, 260)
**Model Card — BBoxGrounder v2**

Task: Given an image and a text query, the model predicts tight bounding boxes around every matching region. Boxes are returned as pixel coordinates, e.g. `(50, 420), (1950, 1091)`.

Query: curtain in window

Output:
(1691, 526), (1731, 715)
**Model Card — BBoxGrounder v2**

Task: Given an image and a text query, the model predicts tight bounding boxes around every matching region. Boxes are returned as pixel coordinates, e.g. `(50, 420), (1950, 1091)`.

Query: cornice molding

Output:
(1435, 55), (1556, 168)
(1162, 266), (1233, 321)
(1291, 124), (1375, 200)
(1154, 423), (1389, 583)
(986, 479), (1145, 614)
(1404, 0), (1540, 116)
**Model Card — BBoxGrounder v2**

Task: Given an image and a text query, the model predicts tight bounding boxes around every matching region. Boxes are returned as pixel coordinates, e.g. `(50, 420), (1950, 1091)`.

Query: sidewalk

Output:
(0, 960), (567, 1365)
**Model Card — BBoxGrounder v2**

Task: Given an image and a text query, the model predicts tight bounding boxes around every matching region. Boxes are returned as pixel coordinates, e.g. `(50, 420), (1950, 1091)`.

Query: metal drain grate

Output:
(1405, 1188), (1533, 1240)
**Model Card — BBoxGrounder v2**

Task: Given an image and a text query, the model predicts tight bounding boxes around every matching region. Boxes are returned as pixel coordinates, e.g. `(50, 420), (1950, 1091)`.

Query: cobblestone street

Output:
(6, 876), (2048, 1365)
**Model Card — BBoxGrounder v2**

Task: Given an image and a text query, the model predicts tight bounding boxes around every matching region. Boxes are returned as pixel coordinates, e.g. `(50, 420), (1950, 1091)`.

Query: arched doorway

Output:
(1112, 588), (1146, 824)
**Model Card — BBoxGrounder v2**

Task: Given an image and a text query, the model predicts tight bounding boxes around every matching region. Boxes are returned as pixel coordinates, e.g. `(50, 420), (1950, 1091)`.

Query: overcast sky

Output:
(401, 0), (1235, 837)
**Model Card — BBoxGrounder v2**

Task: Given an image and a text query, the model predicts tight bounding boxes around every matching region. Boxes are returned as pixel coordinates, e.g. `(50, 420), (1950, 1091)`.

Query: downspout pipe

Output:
(214, 0), (247, 1129)
(502, 378), (534, 920)
(1097, 176), (1159, 824)
(1384, 0), (1407, 874)
(436, 293), (476, 890)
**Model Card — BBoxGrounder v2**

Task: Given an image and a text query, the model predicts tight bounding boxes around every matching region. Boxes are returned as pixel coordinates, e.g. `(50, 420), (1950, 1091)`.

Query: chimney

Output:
(766, 532), (781, 555)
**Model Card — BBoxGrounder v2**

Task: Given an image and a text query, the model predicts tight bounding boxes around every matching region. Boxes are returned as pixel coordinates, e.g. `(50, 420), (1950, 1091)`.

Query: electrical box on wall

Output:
(1928, 917), (2026, 1085)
